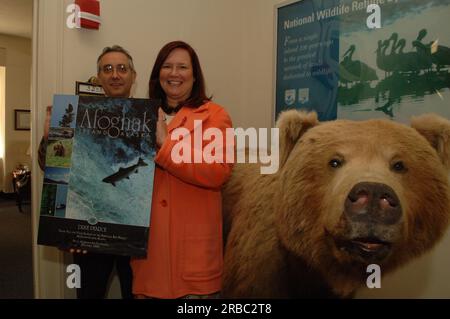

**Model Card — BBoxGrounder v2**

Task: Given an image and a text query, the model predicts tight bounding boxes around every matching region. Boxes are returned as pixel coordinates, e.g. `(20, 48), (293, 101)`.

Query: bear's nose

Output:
(345, 182), (402, 225)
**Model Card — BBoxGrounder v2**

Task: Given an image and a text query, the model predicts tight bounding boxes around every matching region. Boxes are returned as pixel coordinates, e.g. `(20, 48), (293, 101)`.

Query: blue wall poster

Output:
(275, 0), (450, 123)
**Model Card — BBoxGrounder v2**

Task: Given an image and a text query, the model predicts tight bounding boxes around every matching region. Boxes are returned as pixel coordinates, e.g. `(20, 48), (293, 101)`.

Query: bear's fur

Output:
(222, 111), (450, 298)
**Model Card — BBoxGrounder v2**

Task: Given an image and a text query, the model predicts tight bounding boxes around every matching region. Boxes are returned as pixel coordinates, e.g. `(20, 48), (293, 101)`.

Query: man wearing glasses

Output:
(96, 45), (136, 98)
(38, 45), (136, 299)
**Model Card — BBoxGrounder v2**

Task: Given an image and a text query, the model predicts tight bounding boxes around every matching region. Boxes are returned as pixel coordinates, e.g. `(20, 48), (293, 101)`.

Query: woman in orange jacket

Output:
(131, 41), (234, 298)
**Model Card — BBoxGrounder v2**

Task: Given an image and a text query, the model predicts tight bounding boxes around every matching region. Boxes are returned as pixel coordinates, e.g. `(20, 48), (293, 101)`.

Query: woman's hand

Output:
(156, 107), (168, 148)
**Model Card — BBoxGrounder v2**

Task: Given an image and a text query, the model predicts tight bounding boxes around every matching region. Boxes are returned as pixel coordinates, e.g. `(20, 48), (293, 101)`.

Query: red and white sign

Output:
(75, 0), (101, 30)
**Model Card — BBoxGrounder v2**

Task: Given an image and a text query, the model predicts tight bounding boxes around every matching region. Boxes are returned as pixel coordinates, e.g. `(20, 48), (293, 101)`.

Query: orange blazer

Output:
(131, 101), (233, 298)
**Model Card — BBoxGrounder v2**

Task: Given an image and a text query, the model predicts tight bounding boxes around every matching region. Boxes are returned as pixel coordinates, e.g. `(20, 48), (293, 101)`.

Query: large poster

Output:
(38, 95), (158, 257)
(275, 0), (450, 123)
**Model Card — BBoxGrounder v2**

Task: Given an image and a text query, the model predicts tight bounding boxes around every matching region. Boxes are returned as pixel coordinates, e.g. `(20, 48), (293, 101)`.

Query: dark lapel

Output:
(167, 102), (211, 135)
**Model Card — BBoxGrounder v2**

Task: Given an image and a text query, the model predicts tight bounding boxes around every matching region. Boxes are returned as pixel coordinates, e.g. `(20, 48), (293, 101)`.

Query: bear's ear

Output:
(411, 113), (450, 169)
(276, 110), (319, 168)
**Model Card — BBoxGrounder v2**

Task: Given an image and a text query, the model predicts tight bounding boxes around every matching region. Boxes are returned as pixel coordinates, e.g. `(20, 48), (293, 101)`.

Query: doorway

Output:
(0, 0), (33, 298)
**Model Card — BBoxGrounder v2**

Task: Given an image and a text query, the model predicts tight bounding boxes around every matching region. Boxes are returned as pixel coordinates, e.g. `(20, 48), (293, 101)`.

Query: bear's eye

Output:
(329, 159), (343, 168)
(392, 161), (407, 173)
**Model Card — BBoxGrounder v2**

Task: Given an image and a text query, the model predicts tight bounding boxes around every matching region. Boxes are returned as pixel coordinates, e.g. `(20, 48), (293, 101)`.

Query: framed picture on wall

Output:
(75, 81), (105, 96)
(14, 109), (31, 131)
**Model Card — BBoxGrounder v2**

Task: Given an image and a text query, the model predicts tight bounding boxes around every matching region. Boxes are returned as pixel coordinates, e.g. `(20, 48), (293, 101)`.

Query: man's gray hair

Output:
(97, 45), (135, 73)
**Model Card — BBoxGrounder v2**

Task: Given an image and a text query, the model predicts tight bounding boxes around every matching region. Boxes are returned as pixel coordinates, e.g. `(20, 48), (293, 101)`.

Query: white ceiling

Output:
(0, 0), (33, 39)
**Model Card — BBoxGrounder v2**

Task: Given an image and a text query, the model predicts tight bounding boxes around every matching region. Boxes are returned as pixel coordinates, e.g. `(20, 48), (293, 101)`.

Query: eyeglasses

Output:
(100, 64), (131, 74)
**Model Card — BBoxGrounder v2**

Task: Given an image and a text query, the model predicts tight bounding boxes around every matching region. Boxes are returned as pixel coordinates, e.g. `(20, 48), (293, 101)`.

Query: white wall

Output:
(356, 235), (450, 298)
(32, 0), (450, 299)
(0, 34), (31, 192)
